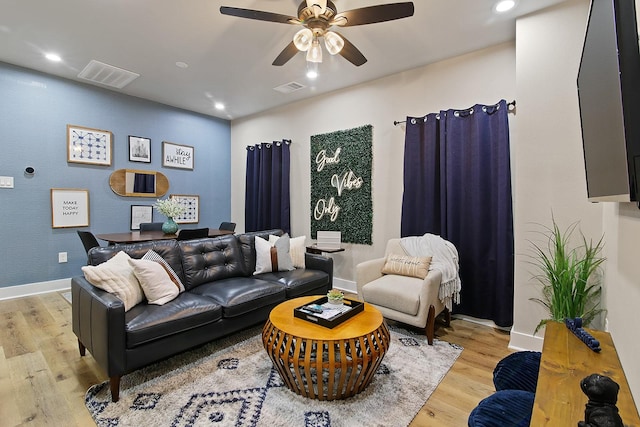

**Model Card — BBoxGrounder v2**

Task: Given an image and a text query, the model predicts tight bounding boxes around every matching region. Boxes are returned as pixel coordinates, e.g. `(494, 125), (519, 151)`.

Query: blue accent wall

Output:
(0, 62), (231, 288)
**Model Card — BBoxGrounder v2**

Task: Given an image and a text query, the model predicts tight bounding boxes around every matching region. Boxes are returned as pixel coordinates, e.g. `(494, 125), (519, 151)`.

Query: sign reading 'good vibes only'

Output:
(314, 148), (364, 221)
(310, 125), (372, 245)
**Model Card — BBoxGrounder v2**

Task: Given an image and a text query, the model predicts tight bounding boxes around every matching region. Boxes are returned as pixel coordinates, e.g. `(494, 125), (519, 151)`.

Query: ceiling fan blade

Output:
(331, 2), (414, 27)
(336, 34), (367, 66)
(273, 41), (300, 66)
(220, 6), (300, 24)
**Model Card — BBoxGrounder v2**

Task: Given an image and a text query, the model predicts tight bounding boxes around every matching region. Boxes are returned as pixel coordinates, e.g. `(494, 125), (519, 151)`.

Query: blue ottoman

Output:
(493, 351), (541, 393)
(468, 390), (535, 427)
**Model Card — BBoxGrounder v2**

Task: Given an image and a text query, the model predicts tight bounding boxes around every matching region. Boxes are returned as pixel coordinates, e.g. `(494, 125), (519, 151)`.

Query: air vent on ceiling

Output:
(77, 60), (140, 89)
(273, 81), (306, 94)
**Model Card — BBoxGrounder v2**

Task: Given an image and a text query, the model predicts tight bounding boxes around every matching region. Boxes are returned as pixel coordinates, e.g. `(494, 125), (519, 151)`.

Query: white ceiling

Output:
(0, 0), (566, 120)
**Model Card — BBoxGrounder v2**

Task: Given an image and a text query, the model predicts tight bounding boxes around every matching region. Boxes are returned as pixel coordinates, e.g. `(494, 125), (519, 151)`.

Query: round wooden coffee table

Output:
(262, 295), (390, 400)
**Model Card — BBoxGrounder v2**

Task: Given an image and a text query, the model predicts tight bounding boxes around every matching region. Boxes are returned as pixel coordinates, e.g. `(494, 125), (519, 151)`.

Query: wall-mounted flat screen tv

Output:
(577, 0), (640, 202)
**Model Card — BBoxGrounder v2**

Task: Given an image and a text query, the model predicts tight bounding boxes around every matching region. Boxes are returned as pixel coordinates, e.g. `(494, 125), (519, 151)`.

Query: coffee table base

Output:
(262, 319), (390, 400)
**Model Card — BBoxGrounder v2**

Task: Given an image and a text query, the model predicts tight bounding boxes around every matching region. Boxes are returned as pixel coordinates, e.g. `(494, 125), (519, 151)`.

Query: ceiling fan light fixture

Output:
(306, 0), (327, 18)
(306, 61), (319, 79)
(306, 37), (323, 63)
(293, 28), (313, 51)
(324, 31), (344, 55)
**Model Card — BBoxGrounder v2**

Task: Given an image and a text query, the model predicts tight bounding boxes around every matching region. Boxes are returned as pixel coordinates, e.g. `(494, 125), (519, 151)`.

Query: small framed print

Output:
(51, 188), (90, 228)
(130, 205), (153, 230)
(170, 194), (199, 224)
(67, 124), (112, 166)
(162, 141), (194, 170)
(129, 136), (151, 163)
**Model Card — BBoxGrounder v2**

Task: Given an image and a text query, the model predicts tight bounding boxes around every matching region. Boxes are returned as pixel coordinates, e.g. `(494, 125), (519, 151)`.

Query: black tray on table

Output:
(293, 296), (364, 328)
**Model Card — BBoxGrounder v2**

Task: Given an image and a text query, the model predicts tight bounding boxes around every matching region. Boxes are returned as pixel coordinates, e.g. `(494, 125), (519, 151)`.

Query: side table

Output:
(262, 295), (390, 400)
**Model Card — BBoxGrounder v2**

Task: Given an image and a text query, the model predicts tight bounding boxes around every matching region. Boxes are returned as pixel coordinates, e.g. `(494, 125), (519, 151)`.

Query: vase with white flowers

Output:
(154, 198), (185, 235)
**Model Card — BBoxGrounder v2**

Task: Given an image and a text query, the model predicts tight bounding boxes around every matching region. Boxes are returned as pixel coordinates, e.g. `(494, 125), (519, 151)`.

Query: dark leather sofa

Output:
(71, 229), (332, 402)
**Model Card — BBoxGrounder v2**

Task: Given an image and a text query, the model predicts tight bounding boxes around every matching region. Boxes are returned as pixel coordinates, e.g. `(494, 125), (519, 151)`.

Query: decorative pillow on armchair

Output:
(254, 234), (295, 274)
(381, 254), (432, 279)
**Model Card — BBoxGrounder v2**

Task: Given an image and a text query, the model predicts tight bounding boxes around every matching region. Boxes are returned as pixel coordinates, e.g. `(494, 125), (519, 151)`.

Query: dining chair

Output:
(77, 231), (100, 256)
(177, 228), (209, 241)
(139, 222), (164, 231)
(219, 221), (236, 232)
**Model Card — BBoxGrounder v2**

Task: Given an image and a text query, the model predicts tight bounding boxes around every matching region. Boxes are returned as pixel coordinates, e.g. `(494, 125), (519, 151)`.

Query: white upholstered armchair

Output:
(356, 238), (451, 344)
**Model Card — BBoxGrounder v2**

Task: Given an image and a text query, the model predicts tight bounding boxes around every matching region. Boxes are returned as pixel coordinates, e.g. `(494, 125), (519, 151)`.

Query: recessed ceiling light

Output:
(175, 61), (189, 68)
(45, 53), (62, 62)
(214, 102), (225, 110)
(495, 0), (516, 13)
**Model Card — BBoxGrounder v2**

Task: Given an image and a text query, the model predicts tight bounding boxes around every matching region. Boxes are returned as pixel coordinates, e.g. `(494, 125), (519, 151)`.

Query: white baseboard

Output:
(332, 277), (356, 294)
(509, 328), (544, 352)
(0, 278), (71, 301)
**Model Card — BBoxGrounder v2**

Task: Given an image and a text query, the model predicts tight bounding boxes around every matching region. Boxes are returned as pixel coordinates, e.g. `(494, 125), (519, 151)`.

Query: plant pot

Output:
(327, 298), (344, 306)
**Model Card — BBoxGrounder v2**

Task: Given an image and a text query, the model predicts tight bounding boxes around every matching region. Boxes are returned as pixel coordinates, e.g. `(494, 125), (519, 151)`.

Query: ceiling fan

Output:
(220, 1), (415, 67)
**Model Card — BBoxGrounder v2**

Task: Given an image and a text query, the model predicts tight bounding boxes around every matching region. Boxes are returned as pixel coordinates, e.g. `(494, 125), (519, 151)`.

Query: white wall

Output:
(514, 0), (638, 402)
(231, 43), (516, 289)
(230, 0), (639, 403)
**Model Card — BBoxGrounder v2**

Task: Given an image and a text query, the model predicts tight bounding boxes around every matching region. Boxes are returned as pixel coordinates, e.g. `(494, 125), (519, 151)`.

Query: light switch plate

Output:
(0, 176), (14, 188)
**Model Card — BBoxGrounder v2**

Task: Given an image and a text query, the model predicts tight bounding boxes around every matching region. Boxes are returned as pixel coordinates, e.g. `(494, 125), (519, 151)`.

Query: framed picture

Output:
(129, 136), (151, 163)
(162, 141), (194, 170)
(130, 205), (153, 230)
(170, 194), (199, 224)
(51, 188), (90, 228)
(67, 124), (112, 166)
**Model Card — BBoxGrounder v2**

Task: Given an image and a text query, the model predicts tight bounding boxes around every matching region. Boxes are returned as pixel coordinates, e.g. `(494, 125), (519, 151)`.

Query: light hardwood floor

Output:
(0, 292), (512, 426)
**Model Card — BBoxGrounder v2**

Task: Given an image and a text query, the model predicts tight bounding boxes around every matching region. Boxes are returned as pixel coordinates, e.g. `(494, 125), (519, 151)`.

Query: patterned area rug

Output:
(85, 326), (462, 427)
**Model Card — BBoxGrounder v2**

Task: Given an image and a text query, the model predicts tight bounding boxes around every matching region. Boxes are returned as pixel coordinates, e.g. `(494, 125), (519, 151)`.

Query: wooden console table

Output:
(531, 321), (639, 425)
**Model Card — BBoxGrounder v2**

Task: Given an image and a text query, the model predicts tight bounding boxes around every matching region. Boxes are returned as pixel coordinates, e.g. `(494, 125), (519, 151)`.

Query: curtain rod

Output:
(393, 100), (516, 126)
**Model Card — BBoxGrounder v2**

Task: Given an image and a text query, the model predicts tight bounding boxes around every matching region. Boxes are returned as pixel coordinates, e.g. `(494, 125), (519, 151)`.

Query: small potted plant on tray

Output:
(327, 289), (345, 306)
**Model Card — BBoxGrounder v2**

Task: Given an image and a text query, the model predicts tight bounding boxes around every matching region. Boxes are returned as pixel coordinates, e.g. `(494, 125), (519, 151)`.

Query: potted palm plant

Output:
(529, 218), (606, 334)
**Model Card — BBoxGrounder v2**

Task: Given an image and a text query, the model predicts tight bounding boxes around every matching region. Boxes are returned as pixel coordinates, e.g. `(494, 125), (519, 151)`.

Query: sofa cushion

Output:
(81, 251), (144, 312)
(128, 258), (180, 305)
(179, 236), (247, 290)
(362, 275), (422, 315)
(254, 234), (294, 274)
(270, 234), (306, 269)
(237, 229), (284, 275)
(124, 292), (223, 348)
(89, 240), (185, 283)
(257, 269), (329, 298)
(142, 249), (185, 292)
(190, 277), (286, 318)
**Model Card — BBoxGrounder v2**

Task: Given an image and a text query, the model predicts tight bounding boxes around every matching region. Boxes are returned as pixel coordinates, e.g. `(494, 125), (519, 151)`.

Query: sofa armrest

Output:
(304, 253), (333, 290)
(71, 276), (127, 377)
(356, 257), (386, 299)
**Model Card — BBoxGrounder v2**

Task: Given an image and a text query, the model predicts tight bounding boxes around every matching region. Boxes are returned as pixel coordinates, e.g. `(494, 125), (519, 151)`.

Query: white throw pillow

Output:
(270, 234), (306, 269)
(81, 251), (144, 311)
(141, 250), (185, 292)
(254, 234), (294, 274)
(128, 258), (180, 305)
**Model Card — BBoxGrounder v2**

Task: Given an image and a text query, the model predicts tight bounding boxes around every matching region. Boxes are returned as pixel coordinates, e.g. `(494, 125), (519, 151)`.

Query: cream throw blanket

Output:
(400, 233), (461, 311)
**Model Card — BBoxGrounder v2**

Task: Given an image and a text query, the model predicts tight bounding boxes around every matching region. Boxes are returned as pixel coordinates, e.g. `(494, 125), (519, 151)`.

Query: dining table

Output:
(95, 228), (234, 244)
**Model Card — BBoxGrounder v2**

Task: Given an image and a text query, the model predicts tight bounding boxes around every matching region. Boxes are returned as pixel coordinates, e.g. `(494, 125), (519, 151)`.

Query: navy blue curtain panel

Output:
(245, 140), (291, 234)
(401, 100), (514, 327)
(401, 112), (443, 237)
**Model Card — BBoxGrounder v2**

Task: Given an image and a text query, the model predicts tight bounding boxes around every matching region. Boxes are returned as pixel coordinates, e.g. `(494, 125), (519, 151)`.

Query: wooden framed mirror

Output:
(109, 169), (169, 197)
